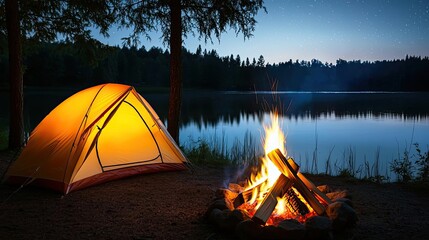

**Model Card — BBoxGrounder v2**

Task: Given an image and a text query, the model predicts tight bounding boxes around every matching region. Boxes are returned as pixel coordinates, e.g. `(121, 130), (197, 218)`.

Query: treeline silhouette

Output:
(1, 42), (428, 91)
(21, 91), (429, 132)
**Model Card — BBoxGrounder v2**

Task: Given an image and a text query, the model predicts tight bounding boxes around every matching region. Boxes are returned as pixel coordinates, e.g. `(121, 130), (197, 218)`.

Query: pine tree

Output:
(118, 0), (265, 143)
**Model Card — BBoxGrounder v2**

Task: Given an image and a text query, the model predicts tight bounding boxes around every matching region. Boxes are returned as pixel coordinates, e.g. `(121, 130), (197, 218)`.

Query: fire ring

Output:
(206, 149), (358, 239)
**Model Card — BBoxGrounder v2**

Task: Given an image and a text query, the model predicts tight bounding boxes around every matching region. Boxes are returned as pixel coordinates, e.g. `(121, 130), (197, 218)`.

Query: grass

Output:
(182, 130), (261, 167)
(183, 139), (230, 166)
(361, 147), (390, 183)
(338, 146), (357, 178)
(182, 131), (392, 181)
(181, 130), (397, 184)
(324, 146), (335, 176)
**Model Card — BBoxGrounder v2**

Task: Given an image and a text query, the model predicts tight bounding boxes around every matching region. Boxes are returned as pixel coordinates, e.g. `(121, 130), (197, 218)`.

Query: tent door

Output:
(95, 101), (162, 172)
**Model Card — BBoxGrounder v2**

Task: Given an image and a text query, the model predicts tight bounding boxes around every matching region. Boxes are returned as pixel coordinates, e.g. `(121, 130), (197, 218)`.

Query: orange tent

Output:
(5, 83), (188, 194)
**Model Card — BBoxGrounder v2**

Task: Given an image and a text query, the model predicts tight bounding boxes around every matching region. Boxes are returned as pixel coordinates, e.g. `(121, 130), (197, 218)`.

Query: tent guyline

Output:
(4, 83), (188, 194)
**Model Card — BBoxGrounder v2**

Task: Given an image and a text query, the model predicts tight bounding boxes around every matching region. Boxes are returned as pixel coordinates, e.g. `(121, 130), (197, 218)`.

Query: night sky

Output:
(98, 0), (429, 64)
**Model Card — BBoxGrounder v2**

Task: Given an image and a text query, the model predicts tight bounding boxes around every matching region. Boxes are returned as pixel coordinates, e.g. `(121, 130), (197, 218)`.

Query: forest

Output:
(1, 41), (428, 92)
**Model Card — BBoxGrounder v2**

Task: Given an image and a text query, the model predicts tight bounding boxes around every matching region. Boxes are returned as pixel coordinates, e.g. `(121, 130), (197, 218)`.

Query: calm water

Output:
(1, 90), (429, 178)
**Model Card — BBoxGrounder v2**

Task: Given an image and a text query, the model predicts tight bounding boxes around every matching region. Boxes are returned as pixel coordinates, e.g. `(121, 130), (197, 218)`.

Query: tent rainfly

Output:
(4, 83), (188, 194)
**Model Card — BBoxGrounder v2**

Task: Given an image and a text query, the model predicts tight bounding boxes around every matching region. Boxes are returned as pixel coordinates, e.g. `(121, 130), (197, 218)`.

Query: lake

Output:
(1, 89), (429, 180)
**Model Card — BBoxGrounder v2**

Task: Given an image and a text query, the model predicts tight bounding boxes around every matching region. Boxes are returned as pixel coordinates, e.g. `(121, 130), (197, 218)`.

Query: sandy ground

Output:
(1, 150), (429, 240)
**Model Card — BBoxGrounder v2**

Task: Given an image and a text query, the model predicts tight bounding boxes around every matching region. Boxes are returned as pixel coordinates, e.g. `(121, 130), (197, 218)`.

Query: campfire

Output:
(207, 112), (357, 239)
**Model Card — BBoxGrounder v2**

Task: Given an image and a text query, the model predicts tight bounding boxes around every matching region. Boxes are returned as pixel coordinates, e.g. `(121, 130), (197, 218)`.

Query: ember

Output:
(207, 112), (358, 239)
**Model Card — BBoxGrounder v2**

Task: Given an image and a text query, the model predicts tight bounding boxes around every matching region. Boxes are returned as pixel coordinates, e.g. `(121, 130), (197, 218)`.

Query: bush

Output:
(414, 143), (429, 182)
(390, 148), (413, 182)
(390, 143), (429, 183)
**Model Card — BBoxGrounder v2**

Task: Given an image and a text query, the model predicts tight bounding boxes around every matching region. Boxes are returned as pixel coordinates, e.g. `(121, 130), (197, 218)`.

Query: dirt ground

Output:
(1, 150), (429, 240)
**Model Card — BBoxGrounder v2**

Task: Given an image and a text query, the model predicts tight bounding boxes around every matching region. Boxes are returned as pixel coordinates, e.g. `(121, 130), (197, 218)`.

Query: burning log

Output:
(268, 149), (326, 215)
(228, 181), (265, 208)
(234, 154), (302, 210)
(251, 174), (292, 225)
(287, 158), (332, 205)
(284, 188), (310, 216)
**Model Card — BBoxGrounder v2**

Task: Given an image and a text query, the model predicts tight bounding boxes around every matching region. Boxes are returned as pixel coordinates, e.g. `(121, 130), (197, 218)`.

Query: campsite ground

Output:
(1, 150), (429, 240)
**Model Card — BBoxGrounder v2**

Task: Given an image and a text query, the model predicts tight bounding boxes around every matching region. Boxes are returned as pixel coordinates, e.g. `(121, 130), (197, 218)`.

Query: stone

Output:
(278, 219), (305, 231)
(208, 198), (234, 211)
(208, 208), (225, 225)
(305, 216), (333, 240)
(209, 209), (249, 233)
(229, 209), (251, 226)
(258, 225), (288, 240)
(235, 219), (261, 240)
(326, 201), (358, 231)
(317, 185), (332, 193)
(326, 190), (352, 201)
(278, 219), (306, 240)
(334, 197), (353, 208)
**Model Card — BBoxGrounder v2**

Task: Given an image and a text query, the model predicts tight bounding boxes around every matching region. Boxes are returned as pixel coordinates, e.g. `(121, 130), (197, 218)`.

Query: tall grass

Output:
(311, 121), (319, 174)
(358, 147), (389, 183)
(182, 130), (261, 167)
(324, 146), (335, 176)
(182, 130), (428, 184)
(332, 146), (357, 178)
(182, 128), (429, 184)
(183, 132), (389, 182)
(230, 130), (259, 166)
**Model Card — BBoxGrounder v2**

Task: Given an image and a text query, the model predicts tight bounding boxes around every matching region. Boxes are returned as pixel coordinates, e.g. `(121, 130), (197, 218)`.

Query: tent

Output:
(4, 83), (188, 194)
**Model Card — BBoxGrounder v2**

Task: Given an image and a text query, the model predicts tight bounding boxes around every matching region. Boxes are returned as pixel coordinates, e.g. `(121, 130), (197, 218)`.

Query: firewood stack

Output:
(206, 148), (358, 239)
(252, 148), (332, 225)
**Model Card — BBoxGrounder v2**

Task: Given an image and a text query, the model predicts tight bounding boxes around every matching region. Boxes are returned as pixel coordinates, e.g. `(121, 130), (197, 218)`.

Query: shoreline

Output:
(1, 151), (429, 239)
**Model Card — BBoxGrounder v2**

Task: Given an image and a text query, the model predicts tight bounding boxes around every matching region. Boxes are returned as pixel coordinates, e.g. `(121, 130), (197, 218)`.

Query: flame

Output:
(262, 112), (286, 185)
(263, 112), (286, 157)
(243, 112), (284, 203)
(236, 111), (317, 225)
(243, 112), (286, 209)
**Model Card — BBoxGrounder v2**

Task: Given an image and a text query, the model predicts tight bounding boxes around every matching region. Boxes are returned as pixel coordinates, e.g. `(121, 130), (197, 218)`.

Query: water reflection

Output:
(2, 91), (427, 131)
(179, 108), (428, 180)
(1, 90), (428, 179)
(148, 91), (429, 129)
(175, 92), (429, 179)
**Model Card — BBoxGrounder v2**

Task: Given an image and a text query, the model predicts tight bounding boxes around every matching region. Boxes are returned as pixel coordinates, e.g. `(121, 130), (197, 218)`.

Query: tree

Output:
(119, 0), (265, 143)
(257, 54), (265, 67)
(235, 54), (241, 67)
(196, 44), (202, 56)
(4, 0), (23, 149)
(0, 0), (117, 149)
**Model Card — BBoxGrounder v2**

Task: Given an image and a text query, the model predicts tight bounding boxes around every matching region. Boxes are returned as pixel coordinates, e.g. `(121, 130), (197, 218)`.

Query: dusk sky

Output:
(98, 0), (429, 64)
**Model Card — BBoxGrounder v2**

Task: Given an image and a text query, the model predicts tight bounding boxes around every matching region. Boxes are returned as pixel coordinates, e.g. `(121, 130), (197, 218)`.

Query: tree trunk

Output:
(167, 0), (182, 144)
(5, 0), (24, 149)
